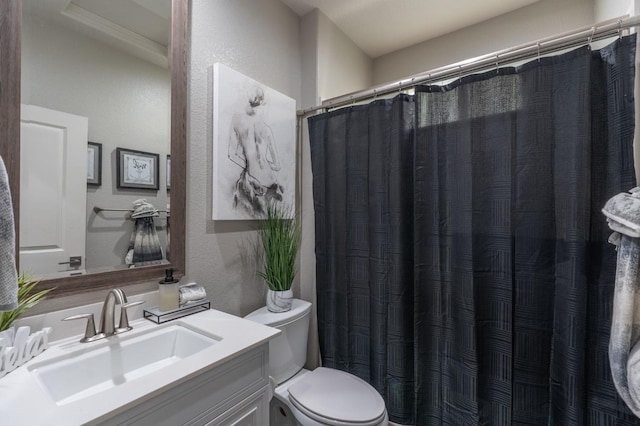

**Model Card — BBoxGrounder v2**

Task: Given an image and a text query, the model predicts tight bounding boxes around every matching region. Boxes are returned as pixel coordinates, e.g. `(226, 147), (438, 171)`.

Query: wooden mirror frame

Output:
(0, 0), (188, 298)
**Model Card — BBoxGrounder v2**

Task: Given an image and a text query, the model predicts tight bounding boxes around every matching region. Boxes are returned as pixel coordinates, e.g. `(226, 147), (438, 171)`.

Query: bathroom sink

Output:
(28, 323), (219, 405)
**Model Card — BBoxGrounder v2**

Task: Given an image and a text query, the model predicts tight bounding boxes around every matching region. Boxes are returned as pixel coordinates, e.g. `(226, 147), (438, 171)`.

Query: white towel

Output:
(0, 156), (17, 312)
(179, 284), (207, 305)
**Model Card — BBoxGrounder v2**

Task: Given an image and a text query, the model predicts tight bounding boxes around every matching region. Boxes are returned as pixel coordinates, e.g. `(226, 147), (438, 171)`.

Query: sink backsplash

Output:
(14, 291), (159, 342)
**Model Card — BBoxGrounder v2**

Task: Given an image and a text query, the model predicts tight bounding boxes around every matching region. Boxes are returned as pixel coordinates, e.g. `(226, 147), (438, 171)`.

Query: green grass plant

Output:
(0, 274), (53, 332)
(258, 203), (300, 292)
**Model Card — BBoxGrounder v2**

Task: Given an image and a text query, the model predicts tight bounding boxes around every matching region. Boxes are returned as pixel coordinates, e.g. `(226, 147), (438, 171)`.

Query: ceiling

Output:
(70, 0), (171, 45)
(281, 0), (541, 58)
(23, 0), (171, 67)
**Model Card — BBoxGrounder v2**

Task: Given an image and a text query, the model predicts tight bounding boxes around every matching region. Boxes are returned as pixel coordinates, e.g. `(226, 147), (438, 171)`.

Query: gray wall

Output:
(185, 0), (302, 317)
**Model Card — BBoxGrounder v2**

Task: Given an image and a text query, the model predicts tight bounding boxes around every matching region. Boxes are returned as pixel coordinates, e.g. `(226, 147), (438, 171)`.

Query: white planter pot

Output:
(266, 289), (293, 313)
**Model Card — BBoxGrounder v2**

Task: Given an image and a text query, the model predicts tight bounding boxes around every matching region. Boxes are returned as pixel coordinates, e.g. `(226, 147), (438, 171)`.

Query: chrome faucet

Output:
(63, 288), (144, 343)
(100, 288), (126, 336)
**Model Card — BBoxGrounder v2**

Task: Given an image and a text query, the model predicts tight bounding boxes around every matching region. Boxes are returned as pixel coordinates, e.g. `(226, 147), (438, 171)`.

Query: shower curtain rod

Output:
(297, 14), (639, 117)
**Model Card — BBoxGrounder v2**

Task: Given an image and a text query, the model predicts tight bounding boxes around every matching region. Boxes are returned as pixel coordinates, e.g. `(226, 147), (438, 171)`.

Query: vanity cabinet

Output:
(99, 344), (270, 426)
(206, 390), (268, 426)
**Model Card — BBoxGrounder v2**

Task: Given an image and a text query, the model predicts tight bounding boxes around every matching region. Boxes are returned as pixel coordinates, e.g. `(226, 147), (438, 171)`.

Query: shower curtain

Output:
(308, 36), (638, 425)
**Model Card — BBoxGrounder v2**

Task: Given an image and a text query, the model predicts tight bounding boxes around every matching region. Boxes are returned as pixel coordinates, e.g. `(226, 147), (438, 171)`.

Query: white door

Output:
(20, 105), (88, 278)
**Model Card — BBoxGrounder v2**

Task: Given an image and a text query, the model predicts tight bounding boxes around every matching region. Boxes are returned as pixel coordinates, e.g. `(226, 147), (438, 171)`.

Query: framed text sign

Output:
(116, 148), (159, 190)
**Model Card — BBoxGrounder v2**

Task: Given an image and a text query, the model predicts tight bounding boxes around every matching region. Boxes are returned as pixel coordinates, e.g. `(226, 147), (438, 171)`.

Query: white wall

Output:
(373, 0), (594, 85)
(186, 0), (301, 316)
(22, 13), (170, 272)
(315, 10), (373, 100)
(595, 0), (634, 21)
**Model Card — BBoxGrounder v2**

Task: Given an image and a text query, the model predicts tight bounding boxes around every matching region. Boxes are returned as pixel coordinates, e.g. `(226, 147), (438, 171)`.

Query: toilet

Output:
(245, 299), (388, 426)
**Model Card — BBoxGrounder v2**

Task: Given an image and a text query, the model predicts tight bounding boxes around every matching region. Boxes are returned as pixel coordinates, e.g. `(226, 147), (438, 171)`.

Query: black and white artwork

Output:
(87, 142), (102, 186)
(212, 63), (296, 220)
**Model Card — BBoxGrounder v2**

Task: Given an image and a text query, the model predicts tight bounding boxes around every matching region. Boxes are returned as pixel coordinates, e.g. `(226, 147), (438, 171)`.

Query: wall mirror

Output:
(0, 0), (187, 297)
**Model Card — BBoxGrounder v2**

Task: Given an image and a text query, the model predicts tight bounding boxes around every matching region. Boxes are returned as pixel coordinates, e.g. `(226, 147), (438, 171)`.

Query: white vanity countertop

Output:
(0, 308), (280, 425)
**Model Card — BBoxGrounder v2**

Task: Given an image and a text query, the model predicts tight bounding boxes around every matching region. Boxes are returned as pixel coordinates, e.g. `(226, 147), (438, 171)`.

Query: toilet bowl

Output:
(245, 299), (388, 426)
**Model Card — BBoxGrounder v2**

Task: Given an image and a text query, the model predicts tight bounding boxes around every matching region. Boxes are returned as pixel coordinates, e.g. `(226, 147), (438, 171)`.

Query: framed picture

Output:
(116, 148), (159, 190)
(166, 155), (171, 190)
(212, 63), (296, 220)
(87, 142), (102, 186)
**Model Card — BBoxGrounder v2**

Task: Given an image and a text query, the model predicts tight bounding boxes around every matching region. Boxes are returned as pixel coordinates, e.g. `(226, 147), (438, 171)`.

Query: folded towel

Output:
(179, 284), (207, 305)
(130, 198), (159, 219)
(0, 156), (17, 312)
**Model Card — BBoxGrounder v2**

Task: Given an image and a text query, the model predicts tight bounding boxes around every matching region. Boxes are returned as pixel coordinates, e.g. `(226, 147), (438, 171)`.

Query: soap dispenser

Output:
(159, 268), (180, 311)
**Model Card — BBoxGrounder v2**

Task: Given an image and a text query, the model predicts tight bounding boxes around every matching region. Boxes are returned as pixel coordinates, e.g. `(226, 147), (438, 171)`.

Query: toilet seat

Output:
(287, 367), (386, 426)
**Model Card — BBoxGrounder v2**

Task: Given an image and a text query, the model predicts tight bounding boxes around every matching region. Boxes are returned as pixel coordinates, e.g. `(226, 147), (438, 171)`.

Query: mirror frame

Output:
(0, 0), (188, 298)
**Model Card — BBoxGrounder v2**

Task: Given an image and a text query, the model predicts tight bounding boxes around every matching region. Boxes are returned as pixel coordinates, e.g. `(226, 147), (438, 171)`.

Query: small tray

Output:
(143, 299), (211, 324)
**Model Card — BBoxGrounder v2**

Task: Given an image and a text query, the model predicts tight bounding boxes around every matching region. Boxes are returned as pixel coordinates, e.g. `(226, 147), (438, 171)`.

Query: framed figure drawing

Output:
(116, 148), (159, 190)
(87, 141), (102, 186)
(212, 63), (296, 220)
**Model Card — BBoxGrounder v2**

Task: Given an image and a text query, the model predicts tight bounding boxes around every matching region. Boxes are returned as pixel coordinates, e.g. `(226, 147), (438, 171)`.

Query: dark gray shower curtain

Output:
(308, 37), (637, 425)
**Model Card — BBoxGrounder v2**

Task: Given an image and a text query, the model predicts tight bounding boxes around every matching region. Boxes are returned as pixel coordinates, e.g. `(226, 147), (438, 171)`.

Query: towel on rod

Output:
(125, 199), (163, 267)
(0, 156), (18, 312)
(603, 187), (640, 418)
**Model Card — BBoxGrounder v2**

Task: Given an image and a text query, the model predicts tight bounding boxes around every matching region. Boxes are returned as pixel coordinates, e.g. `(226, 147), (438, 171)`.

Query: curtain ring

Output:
(618, 19), (623, 39)
(495, 55), (500, 74)
(536, 42), (541, 62)
(588, 26), (595, 50)
(408, 77), (415, 93)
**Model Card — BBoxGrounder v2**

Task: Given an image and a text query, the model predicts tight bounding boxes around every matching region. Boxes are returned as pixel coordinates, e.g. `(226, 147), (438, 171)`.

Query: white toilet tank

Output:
(245, 299), (312, 385)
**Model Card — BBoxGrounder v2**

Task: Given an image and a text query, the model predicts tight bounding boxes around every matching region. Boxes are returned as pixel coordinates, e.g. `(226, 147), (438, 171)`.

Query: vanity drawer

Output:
(99, 344), (269, 426)
(204, 389), (268, 426)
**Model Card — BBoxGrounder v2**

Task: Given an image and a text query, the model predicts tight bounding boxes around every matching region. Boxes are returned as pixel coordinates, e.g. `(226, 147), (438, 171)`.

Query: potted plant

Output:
(258, 203), (300, 312)
(0, 274), (52, 332)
